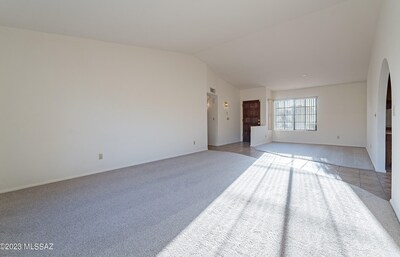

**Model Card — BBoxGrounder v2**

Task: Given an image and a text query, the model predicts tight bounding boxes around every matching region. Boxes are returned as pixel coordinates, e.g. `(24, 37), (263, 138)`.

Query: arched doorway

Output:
(376, 58), (392, 199)
(385, 75), (392, 173)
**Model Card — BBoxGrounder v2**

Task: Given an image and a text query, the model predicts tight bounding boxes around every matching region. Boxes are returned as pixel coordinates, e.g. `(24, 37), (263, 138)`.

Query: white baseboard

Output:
(0, 148), (207, 194)
(0, 166), (127, 194)
(390, 199), (400, 222)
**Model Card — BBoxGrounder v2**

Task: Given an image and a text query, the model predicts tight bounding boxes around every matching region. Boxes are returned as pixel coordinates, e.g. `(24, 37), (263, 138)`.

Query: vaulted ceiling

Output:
(0, 0), (382, 90)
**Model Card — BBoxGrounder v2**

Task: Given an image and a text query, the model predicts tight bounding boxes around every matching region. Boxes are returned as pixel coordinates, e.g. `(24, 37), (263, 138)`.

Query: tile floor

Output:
(209, 142), (392, 200)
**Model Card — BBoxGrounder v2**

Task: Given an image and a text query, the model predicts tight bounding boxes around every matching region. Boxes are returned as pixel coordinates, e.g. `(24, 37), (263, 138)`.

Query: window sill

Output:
(274, 130), (317, 132)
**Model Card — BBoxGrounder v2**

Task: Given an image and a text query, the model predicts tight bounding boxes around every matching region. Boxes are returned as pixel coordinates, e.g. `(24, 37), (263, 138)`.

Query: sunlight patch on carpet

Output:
(157, 153), (400, 257)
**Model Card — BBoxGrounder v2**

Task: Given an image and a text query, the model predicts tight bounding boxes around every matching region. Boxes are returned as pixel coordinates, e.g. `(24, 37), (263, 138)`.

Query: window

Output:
(274, 97), (317, 131)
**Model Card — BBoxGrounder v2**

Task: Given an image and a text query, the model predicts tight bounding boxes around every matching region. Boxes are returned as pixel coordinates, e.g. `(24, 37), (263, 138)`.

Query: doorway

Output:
(242, 100), (260, 142)
(207, 93), (218, 146)
(385, 75), (392, 172)
(377, 59), (392, 199)
(381, 74), (393, 200)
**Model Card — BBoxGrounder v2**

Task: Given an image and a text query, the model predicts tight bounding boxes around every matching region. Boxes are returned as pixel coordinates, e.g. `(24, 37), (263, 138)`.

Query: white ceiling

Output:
(0, 0), (382, 90)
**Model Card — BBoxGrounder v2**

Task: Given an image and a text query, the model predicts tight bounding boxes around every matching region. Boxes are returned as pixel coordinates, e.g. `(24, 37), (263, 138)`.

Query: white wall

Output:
(207, 69), (240, 146)
(272, 82), (367, 147)
(250, 126), (269, 146)
(266, 88), (273, 142)
(366, 0), (400, 216)
(0, 26), (208, 193)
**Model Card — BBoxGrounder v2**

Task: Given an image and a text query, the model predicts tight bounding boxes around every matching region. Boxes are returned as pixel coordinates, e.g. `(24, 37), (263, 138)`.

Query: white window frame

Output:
(274, 97), (317, 131)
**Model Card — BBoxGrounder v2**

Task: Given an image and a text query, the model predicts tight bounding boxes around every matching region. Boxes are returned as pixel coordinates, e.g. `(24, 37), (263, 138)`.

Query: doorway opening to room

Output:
(242, 100), (260, 143)
(377, 59), (392, 200)
(385, 74), (392, 173)
(207, 93), (218, 147)
(381, 73), (393, 200)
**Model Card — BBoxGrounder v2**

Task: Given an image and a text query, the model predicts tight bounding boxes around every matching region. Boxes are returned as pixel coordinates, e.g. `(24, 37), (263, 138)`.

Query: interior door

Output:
(243, 100), (260, 142)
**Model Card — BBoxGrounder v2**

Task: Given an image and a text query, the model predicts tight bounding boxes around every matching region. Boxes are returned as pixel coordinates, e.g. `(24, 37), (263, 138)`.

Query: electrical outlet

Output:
(99, 153), (103, 160)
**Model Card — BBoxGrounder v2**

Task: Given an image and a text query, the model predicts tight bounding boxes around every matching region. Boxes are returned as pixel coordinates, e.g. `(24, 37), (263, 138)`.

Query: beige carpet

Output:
(255, 142), (375, 170)
(1, 151), (399, 257)
(158, 153), (400, 257)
